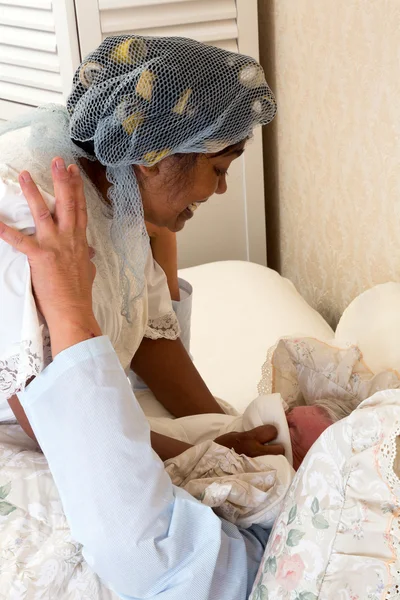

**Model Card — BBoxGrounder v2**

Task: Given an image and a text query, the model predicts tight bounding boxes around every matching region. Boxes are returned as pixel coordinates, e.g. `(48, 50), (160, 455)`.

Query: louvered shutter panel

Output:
(75, 0), (239, 57)
(0, 0), (79, 121)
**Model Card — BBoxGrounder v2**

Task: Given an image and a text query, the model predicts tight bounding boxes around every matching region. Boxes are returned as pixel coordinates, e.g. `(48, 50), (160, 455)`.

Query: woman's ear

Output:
(134, 164), (160, 180)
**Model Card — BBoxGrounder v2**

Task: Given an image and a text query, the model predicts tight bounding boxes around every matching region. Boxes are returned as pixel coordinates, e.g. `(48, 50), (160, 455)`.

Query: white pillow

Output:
(179, 261), (334, 412)
(336, 282), (400, 374)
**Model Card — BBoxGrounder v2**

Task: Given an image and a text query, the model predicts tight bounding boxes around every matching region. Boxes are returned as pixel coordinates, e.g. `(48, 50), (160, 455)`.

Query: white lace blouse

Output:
(0, 127), (180, 422)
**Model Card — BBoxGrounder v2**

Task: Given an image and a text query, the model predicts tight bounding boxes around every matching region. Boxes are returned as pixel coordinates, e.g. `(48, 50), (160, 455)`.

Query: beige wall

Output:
(258, 0), (400, 326)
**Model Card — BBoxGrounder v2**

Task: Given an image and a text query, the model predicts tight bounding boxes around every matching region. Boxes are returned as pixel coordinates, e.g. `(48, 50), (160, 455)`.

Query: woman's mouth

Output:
(182, 202), (201, 220)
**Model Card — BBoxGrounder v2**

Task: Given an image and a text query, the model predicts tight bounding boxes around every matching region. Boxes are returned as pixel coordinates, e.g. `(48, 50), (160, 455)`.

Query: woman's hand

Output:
(214, 426), (284, 458)
(0, 157), (101, 357)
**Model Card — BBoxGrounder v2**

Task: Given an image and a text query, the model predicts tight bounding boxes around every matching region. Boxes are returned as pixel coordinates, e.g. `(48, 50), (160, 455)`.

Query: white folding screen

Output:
(0, 0), (79, 120)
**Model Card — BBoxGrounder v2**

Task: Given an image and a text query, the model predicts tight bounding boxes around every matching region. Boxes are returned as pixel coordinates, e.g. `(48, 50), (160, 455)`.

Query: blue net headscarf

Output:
(1, 35), (276, 321)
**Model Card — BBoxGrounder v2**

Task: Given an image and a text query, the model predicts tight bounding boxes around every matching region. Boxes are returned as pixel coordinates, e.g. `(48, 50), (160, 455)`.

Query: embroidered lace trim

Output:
(0, 328), (51, 399)
(379, 421), (400, 600)
(258, 342), (279, 395)
(145, 311), (181, 341)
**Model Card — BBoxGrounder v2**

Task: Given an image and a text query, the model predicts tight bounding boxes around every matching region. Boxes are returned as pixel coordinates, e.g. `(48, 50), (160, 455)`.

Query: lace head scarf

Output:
(1, 35), (276, 320)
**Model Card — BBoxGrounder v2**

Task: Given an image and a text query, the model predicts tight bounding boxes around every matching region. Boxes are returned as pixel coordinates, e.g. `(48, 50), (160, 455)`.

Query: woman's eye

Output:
(214, 168), (228, 177)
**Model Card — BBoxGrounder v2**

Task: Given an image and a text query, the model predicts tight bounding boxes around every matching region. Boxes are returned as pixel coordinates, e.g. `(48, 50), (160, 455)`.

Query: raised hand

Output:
(0, 157), (101, 356)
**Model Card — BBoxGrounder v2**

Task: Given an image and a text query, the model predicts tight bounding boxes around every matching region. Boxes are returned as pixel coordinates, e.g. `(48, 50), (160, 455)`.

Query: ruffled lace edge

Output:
(144, 311), (181, 341)
(377, 422), (400, 599)
(0, 332), (51, 399)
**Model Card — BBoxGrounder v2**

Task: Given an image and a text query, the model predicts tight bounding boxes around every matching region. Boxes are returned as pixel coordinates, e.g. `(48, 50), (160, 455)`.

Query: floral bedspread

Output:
(0, 424), (292, 599)
(0, 424), (118, 600)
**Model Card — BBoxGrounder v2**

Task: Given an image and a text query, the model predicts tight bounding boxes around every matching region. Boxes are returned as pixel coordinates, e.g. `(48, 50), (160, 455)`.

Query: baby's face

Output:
(286, 406), (333, 471)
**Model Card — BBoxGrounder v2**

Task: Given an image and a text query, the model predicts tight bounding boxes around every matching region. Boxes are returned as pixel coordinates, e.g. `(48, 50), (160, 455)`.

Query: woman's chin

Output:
(143, 211), (189, 232)
(169, 220), (186, 233)
(171, 209), (194, 232)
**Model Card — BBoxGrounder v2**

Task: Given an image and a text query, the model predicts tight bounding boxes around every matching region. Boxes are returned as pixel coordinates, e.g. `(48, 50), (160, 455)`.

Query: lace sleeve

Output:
(144, 251), (181, 341)
(145, 311), (181, 341)
(258, 342), (278, 395)
(0, 342), (42, 398)
(0, 333), (51, 395)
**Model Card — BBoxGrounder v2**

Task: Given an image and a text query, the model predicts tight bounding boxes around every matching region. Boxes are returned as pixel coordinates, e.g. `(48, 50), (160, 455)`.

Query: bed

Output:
(0, 260), (335, 598)
(1, 261), (398, 598)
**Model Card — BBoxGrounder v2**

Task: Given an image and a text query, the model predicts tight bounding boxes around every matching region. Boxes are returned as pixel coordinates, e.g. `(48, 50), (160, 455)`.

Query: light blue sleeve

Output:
(18, 336), (258, 600)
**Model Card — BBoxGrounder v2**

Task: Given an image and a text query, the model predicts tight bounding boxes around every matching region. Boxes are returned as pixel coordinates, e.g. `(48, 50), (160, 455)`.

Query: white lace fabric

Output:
(165, 440), (292, 529)
(144, 252), (180, 341)
(258, 342), (277, 395)
(0, 342), (41, 398)
(145, 311), (181, 340)
(0, 331), (52, 403)
(377, 417), (400, 600)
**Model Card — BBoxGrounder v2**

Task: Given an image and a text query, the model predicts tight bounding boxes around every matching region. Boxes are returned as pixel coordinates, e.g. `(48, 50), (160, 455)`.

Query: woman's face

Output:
(136, 144), (245, 232)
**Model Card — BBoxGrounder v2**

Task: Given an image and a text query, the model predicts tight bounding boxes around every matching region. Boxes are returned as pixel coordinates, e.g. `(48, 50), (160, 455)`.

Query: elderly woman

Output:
(0, 35), (280, 460)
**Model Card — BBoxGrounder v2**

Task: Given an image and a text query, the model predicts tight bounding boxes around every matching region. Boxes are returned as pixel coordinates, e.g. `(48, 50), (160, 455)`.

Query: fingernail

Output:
(55, 158), (66, 170)
(20, 172), (31, 183)
(88, 246), (96, 259)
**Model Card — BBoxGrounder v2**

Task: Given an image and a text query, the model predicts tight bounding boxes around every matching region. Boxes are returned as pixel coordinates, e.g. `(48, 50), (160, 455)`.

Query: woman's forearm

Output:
(131, 336), (225, 417)
(10, 389), (192, 461)
(8, 393), (38, 442)
(150, 431), (192, 461)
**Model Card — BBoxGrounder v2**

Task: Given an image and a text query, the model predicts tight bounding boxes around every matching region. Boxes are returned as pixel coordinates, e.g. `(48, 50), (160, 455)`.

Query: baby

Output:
(143, 391), (333, 472)
(285, 405), (333, 470)
(145, 330), (400, 472)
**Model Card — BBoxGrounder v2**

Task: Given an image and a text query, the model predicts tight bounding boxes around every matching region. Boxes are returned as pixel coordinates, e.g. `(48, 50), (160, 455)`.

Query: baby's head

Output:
(286, 406), (333, 470)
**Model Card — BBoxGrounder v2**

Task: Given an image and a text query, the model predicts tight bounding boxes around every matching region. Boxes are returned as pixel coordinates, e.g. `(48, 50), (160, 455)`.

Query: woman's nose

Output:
(215, 174), (228, 195)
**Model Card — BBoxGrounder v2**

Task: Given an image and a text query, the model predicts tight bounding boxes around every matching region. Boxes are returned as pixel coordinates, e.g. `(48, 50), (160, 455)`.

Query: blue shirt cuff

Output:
(18, 336), (116, 409)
